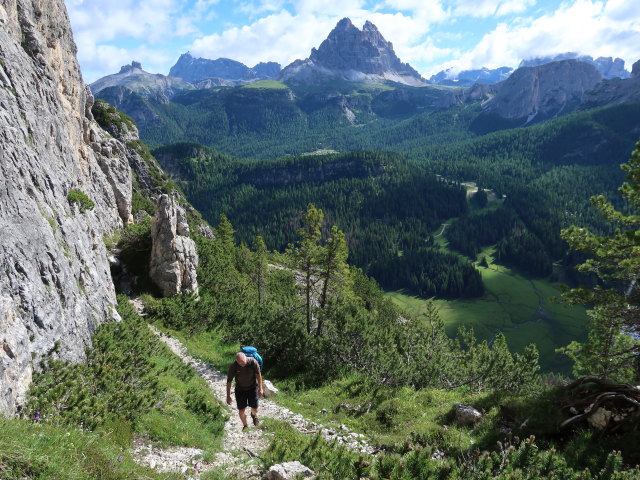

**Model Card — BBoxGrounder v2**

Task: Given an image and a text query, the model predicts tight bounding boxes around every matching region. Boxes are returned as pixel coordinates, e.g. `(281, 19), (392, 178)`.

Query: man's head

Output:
(236, 352), (248, 366)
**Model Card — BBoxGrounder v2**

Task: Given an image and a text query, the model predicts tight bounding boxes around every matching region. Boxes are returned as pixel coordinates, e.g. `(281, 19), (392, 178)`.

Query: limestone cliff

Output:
(0, 0), (134, 415)
(477, 60), (602, 128)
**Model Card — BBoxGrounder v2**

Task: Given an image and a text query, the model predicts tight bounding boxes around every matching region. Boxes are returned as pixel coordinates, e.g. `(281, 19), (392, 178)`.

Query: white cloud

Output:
(452, 0), (536, 17)
(68, 0), (640, 84)
(382, 0), (448, 23)
(432, 0), (640, 75)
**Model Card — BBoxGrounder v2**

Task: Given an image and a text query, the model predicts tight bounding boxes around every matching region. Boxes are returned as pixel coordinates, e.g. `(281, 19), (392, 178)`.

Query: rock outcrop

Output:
(168, 52), (281, 84)
(90, 61), (193, 100)
(150, 195), (198, 297)
(279, 18), (425, 86)
(0, 0), (134, 414)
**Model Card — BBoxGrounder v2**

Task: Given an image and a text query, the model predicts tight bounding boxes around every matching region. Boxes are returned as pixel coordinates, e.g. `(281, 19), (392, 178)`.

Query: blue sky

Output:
(64, 0), (640, 83)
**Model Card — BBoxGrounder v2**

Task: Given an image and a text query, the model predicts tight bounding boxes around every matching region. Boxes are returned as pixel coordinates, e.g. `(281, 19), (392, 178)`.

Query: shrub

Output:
(67, 189), (95, 213)
(25, 296), (161, 429)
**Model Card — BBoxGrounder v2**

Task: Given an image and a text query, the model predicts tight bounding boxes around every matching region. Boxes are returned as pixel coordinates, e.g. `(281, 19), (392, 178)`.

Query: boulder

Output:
(453, 403), (482, 425)
(264, 461), (315, 480)
(587, 407), (613, 429)
(150, 195), (199, 297)
(263, 380), (279, 397)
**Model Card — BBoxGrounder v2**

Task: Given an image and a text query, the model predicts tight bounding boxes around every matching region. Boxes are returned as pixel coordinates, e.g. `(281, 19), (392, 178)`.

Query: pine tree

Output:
(561, 141), (640, 380)
(317, 226), (350, 335)
(287, 204), (324, 334)
(252, 236), (268, 304)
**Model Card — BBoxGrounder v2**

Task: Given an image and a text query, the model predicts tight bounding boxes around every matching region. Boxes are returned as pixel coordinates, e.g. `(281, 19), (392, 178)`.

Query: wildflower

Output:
(34, 411), (41, 421)
(117, 455), (123, 463)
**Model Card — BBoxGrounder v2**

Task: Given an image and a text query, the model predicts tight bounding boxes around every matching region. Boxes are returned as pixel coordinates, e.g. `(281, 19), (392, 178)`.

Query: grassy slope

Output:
(1, 317), (228, 479)
(0, 417), (179, 480)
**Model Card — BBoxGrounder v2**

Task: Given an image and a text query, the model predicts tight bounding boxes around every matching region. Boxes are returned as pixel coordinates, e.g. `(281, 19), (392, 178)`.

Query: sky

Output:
(65, 0), (640, 84)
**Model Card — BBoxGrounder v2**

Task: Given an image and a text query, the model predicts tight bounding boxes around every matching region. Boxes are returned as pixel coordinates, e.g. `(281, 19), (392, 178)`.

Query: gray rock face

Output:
(90, 62), (193, 99)
(279, 18), (425, 86)
(265, 461), (315, 480)
(92, 99), (161, 192)
(150, 195), (198, 297)
(168, 53), (281, 84)
(0, 0), (133, 415)
(481, 60), (602, 125)
(520, 53), (630, 79)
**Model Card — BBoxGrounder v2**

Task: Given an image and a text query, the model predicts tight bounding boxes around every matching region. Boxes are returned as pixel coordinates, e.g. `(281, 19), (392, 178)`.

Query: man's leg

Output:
(235, 389), (249, 430)
(239, 408), (248, 427)
(249, 387), (260, 426)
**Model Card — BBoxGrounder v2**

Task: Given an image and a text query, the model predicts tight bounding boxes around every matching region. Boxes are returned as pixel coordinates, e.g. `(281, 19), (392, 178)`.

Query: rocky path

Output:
(434, 223), (451, 238)
(134, 323), (373, 478)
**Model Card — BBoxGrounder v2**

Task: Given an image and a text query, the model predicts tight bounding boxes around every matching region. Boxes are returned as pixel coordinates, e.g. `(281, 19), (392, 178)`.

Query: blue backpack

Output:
(241, 346), (263, 369)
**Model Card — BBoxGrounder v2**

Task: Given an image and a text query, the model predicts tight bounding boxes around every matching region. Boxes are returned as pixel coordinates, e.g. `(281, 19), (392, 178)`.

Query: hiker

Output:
(226, 351), (264, 431)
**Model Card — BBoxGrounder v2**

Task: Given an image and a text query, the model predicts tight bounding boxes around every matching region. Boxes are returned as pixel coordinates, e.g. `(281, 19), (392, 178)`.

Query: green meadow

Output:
(241, 79), (290, 89)
(388, 242), (587, 374)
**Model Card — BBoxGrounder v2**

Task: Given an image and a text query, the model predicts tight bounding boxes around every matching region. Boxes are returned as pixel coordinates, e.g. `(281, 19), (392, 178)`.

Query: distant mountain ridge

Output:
(168, 53), (281, 84)
(91, 57), (282, 99)
(430, 53), (629, 87)
(279, 18), (426, 86)
(90, 61), (193, 99)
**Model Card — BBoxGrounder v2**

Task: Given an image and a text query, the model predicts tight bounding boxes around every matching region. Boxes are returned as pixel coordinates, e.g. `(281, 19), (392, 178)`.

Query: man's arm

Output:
(256, 370), (264, 397)
(226, 381), (232, 405)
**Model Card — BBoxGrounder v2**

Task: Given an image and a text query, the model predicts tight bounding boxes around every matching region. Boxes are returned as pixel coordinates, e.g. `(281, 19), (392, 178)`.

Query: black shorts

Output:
(235, 386), (258, 409)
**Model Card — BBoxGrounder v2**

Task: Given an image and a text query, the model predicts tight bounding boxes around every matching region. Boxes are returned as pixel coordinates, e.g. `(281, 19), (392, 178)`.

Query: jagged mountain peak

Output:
(363, 20), (379, 32)
(280, 18), (425, 86)
(118, 61), (143, 74)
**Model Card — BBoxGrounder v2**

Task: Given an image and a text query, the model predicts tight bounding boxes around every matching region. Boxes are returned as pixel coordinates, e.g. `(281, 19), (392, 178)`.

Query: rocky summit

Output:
(279, 18), (425, 86)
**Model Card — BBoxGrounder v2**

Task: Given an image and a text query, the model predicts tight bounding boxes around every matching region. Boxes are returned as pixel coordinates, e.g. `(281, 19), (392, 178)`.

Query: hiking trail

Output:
(129, 299), (373, 478)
